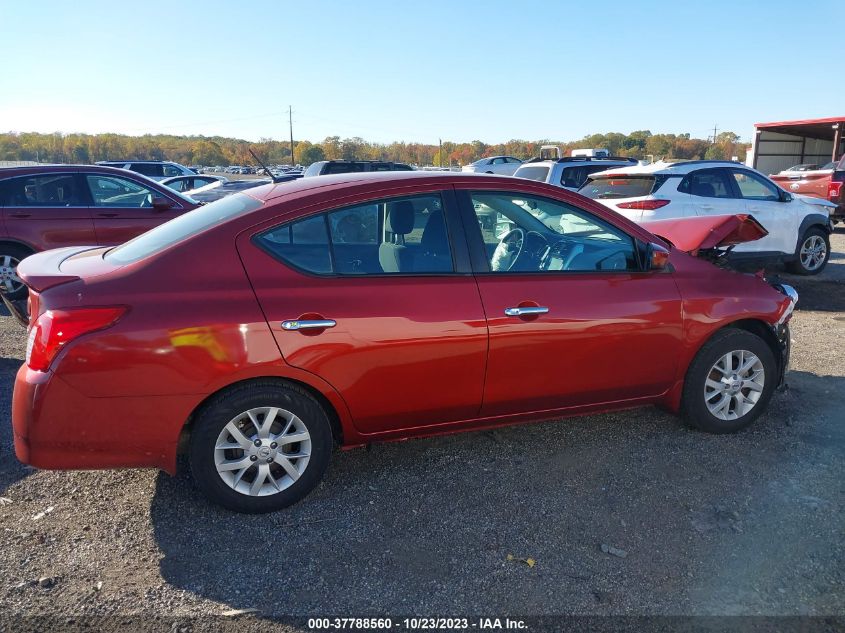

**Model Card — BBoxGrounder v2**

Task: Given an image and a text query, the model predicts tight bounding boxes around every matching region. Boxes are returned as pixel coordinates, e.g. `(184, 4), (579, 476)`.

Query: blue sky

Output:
(1, 0), (841, 144)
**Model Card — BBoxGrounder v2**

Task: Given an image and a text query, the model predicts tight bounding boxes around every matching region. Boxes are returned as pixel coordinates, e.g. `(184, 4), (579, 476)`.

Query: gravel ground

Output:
(1, 231), (844, 627)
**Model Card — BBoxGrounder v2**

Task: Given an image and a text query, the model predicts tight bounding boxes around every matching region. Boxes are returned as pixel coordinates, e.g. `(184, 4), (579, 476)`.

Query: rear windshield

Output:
(578, 175), (658, 199)
(514, 166), (550, 182)
(105, 193), (263, 264)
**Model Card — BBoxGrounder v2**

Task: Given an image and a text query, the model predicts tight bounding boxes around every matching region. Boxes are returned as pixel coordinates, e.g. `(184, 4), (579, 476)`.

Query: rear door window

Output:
(255, 194), (453, 275)
(679, 169), (735, 198)
(0, 174), (84, 206)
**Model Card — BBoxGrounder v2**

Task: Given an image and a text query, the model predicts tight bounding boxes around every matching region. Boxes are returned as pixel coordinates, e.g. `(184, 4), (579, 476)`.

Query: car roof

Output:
(243, 170), (544, 203)
(517, 157), (636, 167)
(97, 160), (177, 164)
(591, 160), (748, 177)
(0, 163), (169, 179)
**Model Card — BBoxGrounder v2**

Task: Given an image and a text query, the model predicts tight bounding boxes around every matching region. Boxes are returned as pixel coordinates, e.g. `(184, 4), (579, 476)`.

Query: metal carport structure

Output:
(751, 116), (844, 175)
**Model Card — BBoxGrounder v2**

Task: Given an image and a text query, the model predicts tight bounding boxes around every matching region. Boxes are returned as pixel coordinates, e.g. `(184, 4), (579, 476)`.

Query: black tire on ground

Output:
(680, 329), (777, 434)
(786, 227), (830, 275)
(188, 380), (333, 513)
(0, 243), (33, 301)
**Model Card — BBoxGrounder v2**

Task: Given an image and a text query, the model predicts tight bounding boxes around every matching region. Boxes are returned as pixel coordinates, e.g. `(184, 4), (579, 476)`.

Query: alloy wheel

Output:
(799, 235), (827, 272)
(703, 350), (765, 421)
(0, 255), (23, 295)
(214, 406), (312, 497)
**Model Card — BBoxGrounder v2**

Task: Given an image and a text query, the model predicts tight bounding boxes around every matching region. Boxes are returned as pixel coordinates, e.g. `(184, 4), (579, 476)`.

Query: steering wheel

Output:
(491, 227), (524, 271)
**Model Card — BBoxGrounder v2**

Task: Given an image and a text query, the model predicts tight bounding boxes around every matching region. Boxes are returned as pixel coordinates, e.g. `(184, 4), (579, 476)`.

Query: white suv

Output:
(578, 160), (836, 274)
(514, 155), (639, 191)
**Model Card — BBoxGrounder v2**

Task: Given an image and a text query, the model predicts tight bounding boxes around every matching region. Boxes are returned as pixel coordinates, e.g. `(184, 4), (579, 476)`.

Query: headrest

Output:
(691, 182), (715, 197)
(385, 200), (415, 234)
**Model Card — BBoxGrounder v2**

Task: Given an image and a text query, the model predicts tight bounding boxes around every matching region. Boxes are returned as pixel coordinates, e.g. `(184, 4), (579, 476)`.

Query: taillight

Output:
(616, 199), (671, 210)
(829, 181), (842, 203)
(26, 307), (125, 372)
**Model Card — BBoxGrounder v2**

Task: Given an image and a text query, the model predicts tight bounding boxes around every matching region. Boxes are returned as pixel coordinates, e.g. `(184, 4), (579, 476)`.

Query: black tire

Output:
(786, 227), (830, 275)
(188, 380), (333, 513)
(681, 329), (777, 434)
(0, 244), (33, 300)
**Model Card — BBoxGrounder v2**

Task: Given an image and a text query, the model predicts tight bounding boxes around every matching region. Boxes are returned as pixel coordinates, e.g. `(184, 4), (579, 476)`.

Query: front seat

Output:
(379, 200), (415, 272)
(691, 181), (716, 198)
(418, 210), (451, 271)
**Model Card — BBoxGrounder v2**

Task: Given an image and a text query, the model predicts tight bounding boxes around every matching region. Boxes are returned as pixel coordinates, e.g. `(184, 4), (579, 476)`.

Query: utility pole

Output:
(439, 138), (443, 168)
(711, 124), (719, 144)
(289, 106), (295, 166)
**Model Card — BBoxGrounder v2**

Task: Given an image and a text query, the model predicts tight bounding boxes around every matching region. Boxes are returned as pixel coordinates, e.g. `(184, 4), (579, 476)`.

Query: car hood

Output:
(638, 214), (768, 254)
(795, 194), (836, 210)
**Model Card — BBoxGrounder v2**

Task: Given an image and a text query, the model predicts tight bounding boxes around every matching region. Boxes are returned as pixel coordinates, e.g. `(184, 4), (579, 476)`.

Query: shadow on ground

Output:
(149, 370), (845, 616)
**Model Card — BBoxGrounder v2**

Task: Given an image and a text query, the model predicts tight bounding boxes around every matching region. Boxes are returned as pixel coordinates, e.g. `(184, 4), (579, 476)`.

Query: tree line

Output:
(0, 130), (747, 167)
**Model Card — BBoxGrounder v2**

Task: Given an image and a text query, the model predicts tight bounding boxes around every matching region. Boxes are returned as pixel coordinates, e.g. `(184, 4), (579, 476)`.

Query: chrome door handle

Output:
(504, 306), (549, 317)
(281, 319), (336, 331)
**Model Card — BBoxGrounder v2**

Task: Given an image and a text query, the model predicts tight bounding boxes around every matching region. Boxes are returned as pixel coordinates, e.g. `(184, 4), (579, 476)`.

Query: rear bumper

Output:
(13, 364), (195, 474)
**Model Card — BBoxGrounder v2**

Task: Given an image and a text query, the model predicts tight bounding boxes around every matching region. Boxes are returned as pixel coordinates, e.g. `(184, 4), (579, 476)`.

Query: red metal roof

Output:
(755, 116), (845, 128)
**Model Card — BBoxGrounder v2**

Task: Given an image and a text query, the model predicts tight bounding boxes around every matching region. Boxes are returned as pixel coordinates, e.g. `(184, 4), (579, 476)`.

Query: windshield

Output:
(579, 175), (658, 199)
(105, 193), (263, 265)
(514, 165), (550, 182)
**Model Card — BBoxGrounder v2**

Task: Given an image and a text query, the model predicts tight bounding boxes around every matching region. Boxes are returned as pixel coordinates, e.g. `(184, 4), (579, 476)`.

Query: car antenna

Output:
(248, 147), (281, 183)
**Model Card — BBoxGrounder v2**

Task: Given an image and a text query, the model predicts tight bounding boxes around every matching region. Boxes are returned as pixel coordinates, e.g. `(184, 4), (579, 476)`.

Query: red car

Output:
(11, 172), (797, 513)
(0, 165), (199, 298)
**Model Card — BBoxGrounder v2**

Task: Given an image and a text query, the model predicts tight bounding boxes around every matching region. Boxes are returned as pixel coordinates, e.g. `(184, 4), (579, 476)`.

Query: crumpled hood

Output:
(638, 214), (768, 254)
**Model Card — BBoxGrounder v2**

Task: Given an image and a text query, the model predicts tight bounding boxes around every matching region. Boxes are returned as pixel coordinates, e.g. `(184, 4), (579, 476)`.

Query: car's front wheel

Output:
(787, 227), (830, 275)
(189, 381), (333, 513)
(681, 329), (777, 434)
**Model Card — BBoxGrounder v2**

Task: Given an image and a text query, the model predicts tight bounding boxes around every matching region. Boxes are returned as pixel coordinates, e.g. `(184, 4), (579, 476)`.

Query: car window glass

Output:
(515, 166), (549, 182)
(256, 194), (452, 275)
(560, 166), (589, 188)
(0, 174), (83, 207)
(86, 175), (158, 207)
(129, 163), (164, 178)
(163, 164), (183, 177)
(106, 193), (262, 264)
(731, 171), (780, 201)
(682, 170), (734, 198)
(579, 176), (657, 199)
(470, 192), (638, 273)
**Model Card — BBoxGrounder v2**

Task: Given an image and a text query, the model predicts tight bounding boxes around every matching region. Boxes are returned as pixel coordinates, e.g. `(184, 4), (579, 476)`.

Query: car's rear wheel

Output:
(787, 227), (829, 275)
(0, 244), (32, 300)
(681, 329), (777, 434)
(189, 381), (332, 513)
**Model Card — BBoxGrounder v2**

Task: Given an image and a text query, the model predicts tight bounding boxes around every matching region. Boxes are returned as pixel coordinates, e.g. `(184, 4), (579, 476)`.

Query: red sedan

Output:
(11, 172), (797, 513)
(0, 164), (199, 298)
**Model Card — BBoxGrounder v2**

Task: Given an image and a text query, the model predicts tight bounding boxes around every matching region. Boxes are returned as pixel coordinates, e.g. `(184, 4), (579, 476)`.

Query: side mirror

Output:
(152, 196), (174, 211)
(647, 243), (670, 270)
(780, 190), (793, 202)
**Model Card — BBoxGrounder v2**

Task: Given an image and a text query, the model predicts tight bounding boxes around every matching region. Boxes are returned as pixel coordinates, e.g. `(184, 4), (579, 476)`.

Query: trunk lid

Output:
(639, 214), (768, 255)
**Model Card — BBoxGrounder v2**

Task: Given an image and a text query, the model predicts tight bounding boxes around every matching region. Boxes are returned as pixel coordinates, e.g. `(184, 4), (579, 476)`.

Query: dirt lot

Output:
(1, 231), (844, 626)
